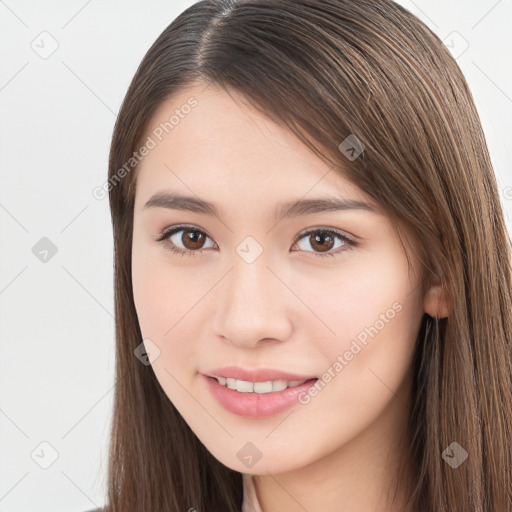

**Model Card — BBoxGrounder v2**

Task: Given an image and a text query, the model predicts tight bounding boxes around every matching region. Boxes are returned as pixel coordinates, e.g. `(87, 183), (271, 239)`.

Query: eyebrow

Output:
(143, 191), (376, 223)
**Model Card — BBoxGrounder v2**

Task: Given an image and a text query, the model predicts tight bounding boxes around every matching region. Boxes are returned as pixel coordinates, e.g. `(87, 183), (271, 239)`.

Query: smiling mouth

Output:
(204, 374), (320, 417)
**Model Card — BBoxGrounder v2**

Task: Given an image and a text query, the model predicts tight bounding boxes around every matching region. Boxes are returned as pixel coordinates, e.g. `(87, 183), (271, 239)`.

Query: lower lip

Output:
(204, 375), (319, 418)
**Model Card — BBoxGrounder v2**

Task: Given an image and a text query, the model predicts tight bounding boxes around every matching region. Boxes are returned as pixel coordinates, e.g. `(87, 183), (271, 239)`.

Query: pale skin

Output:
(131, 81), (449, 512)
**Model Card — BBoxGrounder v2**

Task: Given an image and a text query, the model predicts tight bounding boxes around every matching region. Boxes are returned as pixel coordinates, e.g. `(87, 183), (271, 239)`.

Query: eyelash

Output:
(155, 224), (357, 259)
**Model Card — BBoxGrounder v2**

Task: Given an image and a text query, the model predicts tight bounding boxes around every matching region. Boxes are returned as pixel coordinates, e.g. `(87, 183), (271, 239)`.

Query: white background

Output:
(0, 1), (511, 511)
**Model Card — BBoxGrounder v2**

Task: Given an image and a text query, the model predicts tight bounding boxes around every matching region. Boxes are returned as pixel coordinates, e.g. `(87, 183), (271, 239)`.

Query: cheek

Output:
(131, 242), (210, 367)
(131, 232), (182, 343)
(131, 248), (201, 408)
(312, 247), (422, 381)
(132, 250), (164, 339)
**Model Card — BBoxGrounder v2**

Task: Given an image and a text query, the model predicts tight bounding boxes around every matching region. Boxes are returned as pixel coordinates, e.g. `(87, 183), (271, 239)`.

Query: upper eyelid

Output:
(159, 224), (217, 244)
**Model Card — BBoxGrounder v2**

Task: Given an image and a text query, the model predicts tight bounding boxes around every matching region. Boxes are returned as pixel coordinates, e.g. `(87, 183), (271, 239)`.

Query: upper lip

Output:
(204, 366), (317, 382)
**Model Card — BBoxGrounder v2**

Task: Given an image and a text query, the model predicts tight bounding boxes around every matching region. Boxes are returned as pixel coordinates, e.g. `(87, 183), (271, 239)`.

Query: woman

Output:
(98, 0), (512, 510)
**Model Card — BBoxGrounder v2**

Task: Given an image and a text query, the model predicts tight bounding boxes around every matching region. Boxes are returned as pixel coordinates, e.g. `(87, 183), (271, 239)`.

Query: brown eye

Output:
(293, 228), (353, 258)
(181, 229), (207, 250)
(309, 232), (335, 252)
(156, 225), (354, 259)
(156, 226), (216, 256)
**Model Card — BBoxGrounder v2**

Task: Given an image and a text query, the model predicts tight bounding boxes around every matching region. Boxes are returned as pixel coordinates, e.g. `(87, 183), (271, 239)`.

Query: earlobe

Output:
(424, 284), (450, 318)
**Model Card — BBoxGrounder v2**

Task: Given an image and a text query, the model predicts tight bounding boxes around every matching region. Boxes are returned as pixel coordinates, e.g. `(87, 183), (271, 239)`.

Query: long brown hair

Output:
(105, 1), (512, 510)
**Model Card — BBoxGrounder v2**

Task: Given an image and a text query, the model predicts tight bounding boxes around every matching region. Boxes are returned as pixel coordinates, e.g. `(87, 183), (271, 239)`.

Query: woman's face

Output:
(131, 82), (429, 475)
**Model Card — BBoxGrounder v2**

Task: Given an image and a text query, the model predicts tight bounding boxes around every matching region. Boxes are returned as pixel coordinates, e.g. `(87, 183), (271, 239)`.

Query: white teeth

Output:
(215, 377), (309, 393)
(253, 381), (272, 393)
(236, 380), (254, 393)
(271, 380), (288, 392)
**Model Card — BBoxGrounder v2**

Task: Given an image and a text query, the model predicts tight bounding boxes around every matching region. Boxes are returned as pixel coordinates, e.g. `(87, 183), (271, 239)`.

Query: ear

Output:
(423, 284), (450, 318)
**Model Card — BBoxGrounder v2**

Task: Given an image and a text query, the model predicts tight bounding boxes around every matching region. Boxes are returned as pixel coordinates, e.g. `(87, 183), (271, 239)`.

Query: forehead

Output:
(134, 82), (375, 210)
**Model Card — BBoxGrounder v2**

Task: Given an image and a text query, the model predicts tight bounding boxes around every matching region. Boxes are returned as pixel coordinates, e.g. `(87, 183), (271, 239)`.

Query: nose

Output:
(212, 253), (294, 349)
